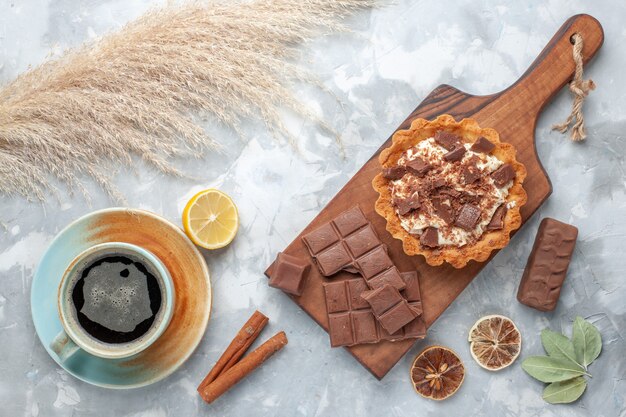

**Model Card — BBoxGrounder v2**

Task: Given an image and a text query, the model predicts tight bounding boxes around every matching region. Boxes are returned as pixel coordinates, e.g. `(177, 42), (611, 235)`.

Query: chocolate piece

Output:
(379, 301), (420, 335)
(356, 245), (393, 277)
(333, 206), (369, 236)
(382, 166), (407, 180)
(347, 279), (370, 309)
(443, 146), (466, 162)
(301, 222), (336, 255)
(362, 285), (419, 335)
(398, 271), (427, 339)
(405, 157), (432, 177)
(351, 310), (378, 343)
(313, 243), (352, 276)
(325, 281), (350, 313)
(401, 316), (427, 339)
(393, 194), (420, 216)
(323, 280), (378, 346)
(355, 246), (405, 291)
(368, 267), (408, 290)
(327, 312), (356, 346)
(362, 284), (400, 314)
(431, 178), (446, 189)
(434, 131), (461, 150)
(268, 252), (311, 296)
(491, 163), (515, 187)
(302, 206), (405, 290)
(486, 204), (507, 230)
(517, 218), (578, 312)
(344, 225), (381, 258)
(400, 271), (423, 316)
(420, 227), (439, 248)
(461, 165), (481, 184)
(301, 206), (369, 276)
(439, 187), (461, 198)
(454, 204), (481, 231)
(459, 192), (481, 205)
(470, 136), (495, 154)
(323, 273), (426, 347)
(431, 196), (455, 225)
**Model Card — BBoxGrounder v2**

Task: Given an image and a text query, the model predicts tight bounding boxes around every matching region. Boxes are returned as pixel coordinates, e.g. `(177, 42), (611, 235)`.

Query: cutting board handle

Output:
(502, 14), (604, 118)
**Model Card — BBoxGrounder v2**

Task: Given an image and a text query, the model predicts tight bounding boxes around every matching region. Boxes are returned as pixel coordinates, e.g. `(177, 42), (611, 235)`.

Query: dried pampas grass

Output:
(0, 0), (379, 202)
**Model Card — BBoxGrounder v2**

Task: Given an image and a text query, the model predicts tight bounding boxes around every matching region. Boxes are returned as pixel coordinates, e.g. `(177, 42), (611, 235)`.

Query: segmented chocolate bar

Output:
(361, 284), (420, 335)
(302, 206), (405, 290)
(323, 272), (426, 347)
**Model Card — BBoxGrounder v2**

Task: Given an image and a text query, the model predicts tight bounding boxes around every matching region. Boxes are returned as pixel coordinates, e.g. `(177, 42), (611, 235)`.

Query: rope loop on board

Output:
(552, 33), (596, 141)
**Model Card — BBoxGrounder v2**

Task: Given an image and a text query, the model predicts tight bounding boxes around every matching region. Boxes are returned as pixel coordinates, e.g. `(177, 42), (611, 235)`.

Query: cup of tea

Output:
(50, 242), (175, 361)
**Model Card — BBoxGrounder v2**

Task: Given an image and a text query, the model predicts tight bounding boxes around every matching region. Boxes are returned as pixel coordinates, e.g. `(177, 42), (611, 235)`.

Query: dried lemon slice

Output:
(410, 345), (465, 401)
(468, 314), (521, 371)
(182, 189), (239, 249)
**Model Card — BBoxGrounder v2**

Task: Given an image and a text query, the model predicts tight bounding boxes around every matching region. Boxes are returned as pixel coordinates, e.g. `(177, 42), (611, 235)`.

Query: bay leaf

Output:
(541, 329), (581, 367)
(521, 356), (587, 383)
(542, 376), (587, 404)
(572, 316), (602, 367)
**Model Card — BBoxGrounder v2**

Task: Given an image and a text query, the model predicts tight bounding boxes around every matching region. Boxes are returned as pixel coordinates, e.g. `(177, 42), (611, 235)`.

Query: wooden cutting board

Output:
(265, 14), (603, 379)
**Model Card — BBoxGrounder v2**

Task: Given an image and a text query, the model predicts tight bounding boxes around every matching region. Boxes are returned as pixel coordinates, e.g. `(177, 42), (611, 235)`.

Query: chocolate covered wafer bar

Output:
(302, 206), (405, 290)
(517, 218), (578, 312)
(323, 272), (426, 347)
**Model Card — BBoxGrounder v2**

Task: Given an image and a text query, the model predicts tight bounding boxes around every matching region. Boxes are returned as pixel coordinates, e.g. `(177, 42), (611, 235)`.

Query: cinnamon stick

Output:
(199, 331), (288, 404)
(197, 310), (268, 391)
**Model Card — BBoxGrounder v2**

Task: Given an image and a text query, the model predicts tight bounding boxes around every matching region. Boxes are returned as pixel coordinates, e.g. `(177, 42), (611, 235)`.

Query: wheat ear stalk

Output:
(0, 0), (379, 202)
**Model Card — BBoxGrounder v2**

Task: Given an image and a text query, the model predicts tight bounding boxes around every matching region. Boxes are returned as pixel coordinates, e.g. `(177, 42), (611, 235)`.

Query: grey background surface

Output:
(0, 1), (624, 416)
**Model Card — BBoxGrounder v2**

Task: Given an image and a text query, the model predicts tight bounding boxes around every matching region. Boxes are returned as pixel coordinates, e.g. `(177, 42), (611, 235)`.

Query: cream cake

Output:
(372, 115), (527, 268)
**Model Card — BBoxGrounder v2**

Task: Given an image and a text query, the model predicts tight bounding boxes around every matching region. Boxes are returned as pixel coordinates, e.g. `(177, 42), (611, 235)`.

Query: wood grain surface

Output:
(265, 14), (603, 379)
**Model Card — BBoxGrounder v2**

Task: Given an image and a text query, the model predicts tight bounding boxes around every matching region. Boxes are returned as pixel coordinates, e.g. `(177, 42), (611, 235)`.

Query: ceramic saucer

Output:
(31, 208), (212, 389)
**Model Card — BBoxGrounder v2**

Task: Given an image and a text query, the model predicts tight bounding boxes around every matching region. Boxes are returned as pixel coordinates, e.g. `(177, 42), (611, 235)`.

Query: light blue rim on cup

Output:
(51, 242), (176, 361)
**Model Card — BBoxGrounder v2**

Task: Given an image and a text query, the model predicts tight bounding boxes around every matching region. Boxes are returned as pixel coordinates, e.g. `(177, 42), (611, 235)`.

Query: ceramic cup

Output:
(50, 242), (175, 361)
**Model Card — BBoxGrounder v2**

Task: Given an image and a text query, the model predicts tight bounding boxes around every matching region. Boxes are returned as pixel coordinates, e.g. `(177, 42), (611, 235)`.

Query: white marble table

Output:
(1, 1), (624, 416)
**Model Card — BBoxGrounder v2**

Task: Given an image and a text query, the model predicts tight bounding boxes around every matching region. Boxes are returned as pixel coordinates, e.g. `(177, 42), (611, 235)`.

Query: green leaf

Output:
(541, 329), (582, 367)
(542, 377), (587, 404)
(522, 356), (588, 383)
(572, 316), (602, 367)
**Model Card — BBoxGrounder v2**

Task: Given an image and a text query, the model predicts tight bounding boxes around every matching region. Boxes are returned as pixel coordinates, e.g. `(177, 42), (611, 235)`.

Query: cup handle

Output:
(50, 330), (80, 362)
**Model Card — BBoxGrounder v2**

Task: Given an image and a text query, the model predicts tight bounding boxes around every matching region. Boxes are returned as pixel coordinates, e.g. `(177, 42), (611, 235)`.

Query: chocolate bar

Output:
(302, 206), (405, 290)
(268, 252), (311, 296)
(517, 218), (578, 312)
(361, 284), (420, 334)
(323, 272), (426, 347)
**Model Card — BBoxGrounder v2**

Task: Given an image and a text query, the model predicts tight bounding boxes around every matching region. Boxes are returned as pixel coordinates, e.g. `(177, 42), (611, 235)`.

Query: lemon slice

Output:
(468, 314), (521, 371)
(182, 189), (239, 249)
(410, 345), (465, 401)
